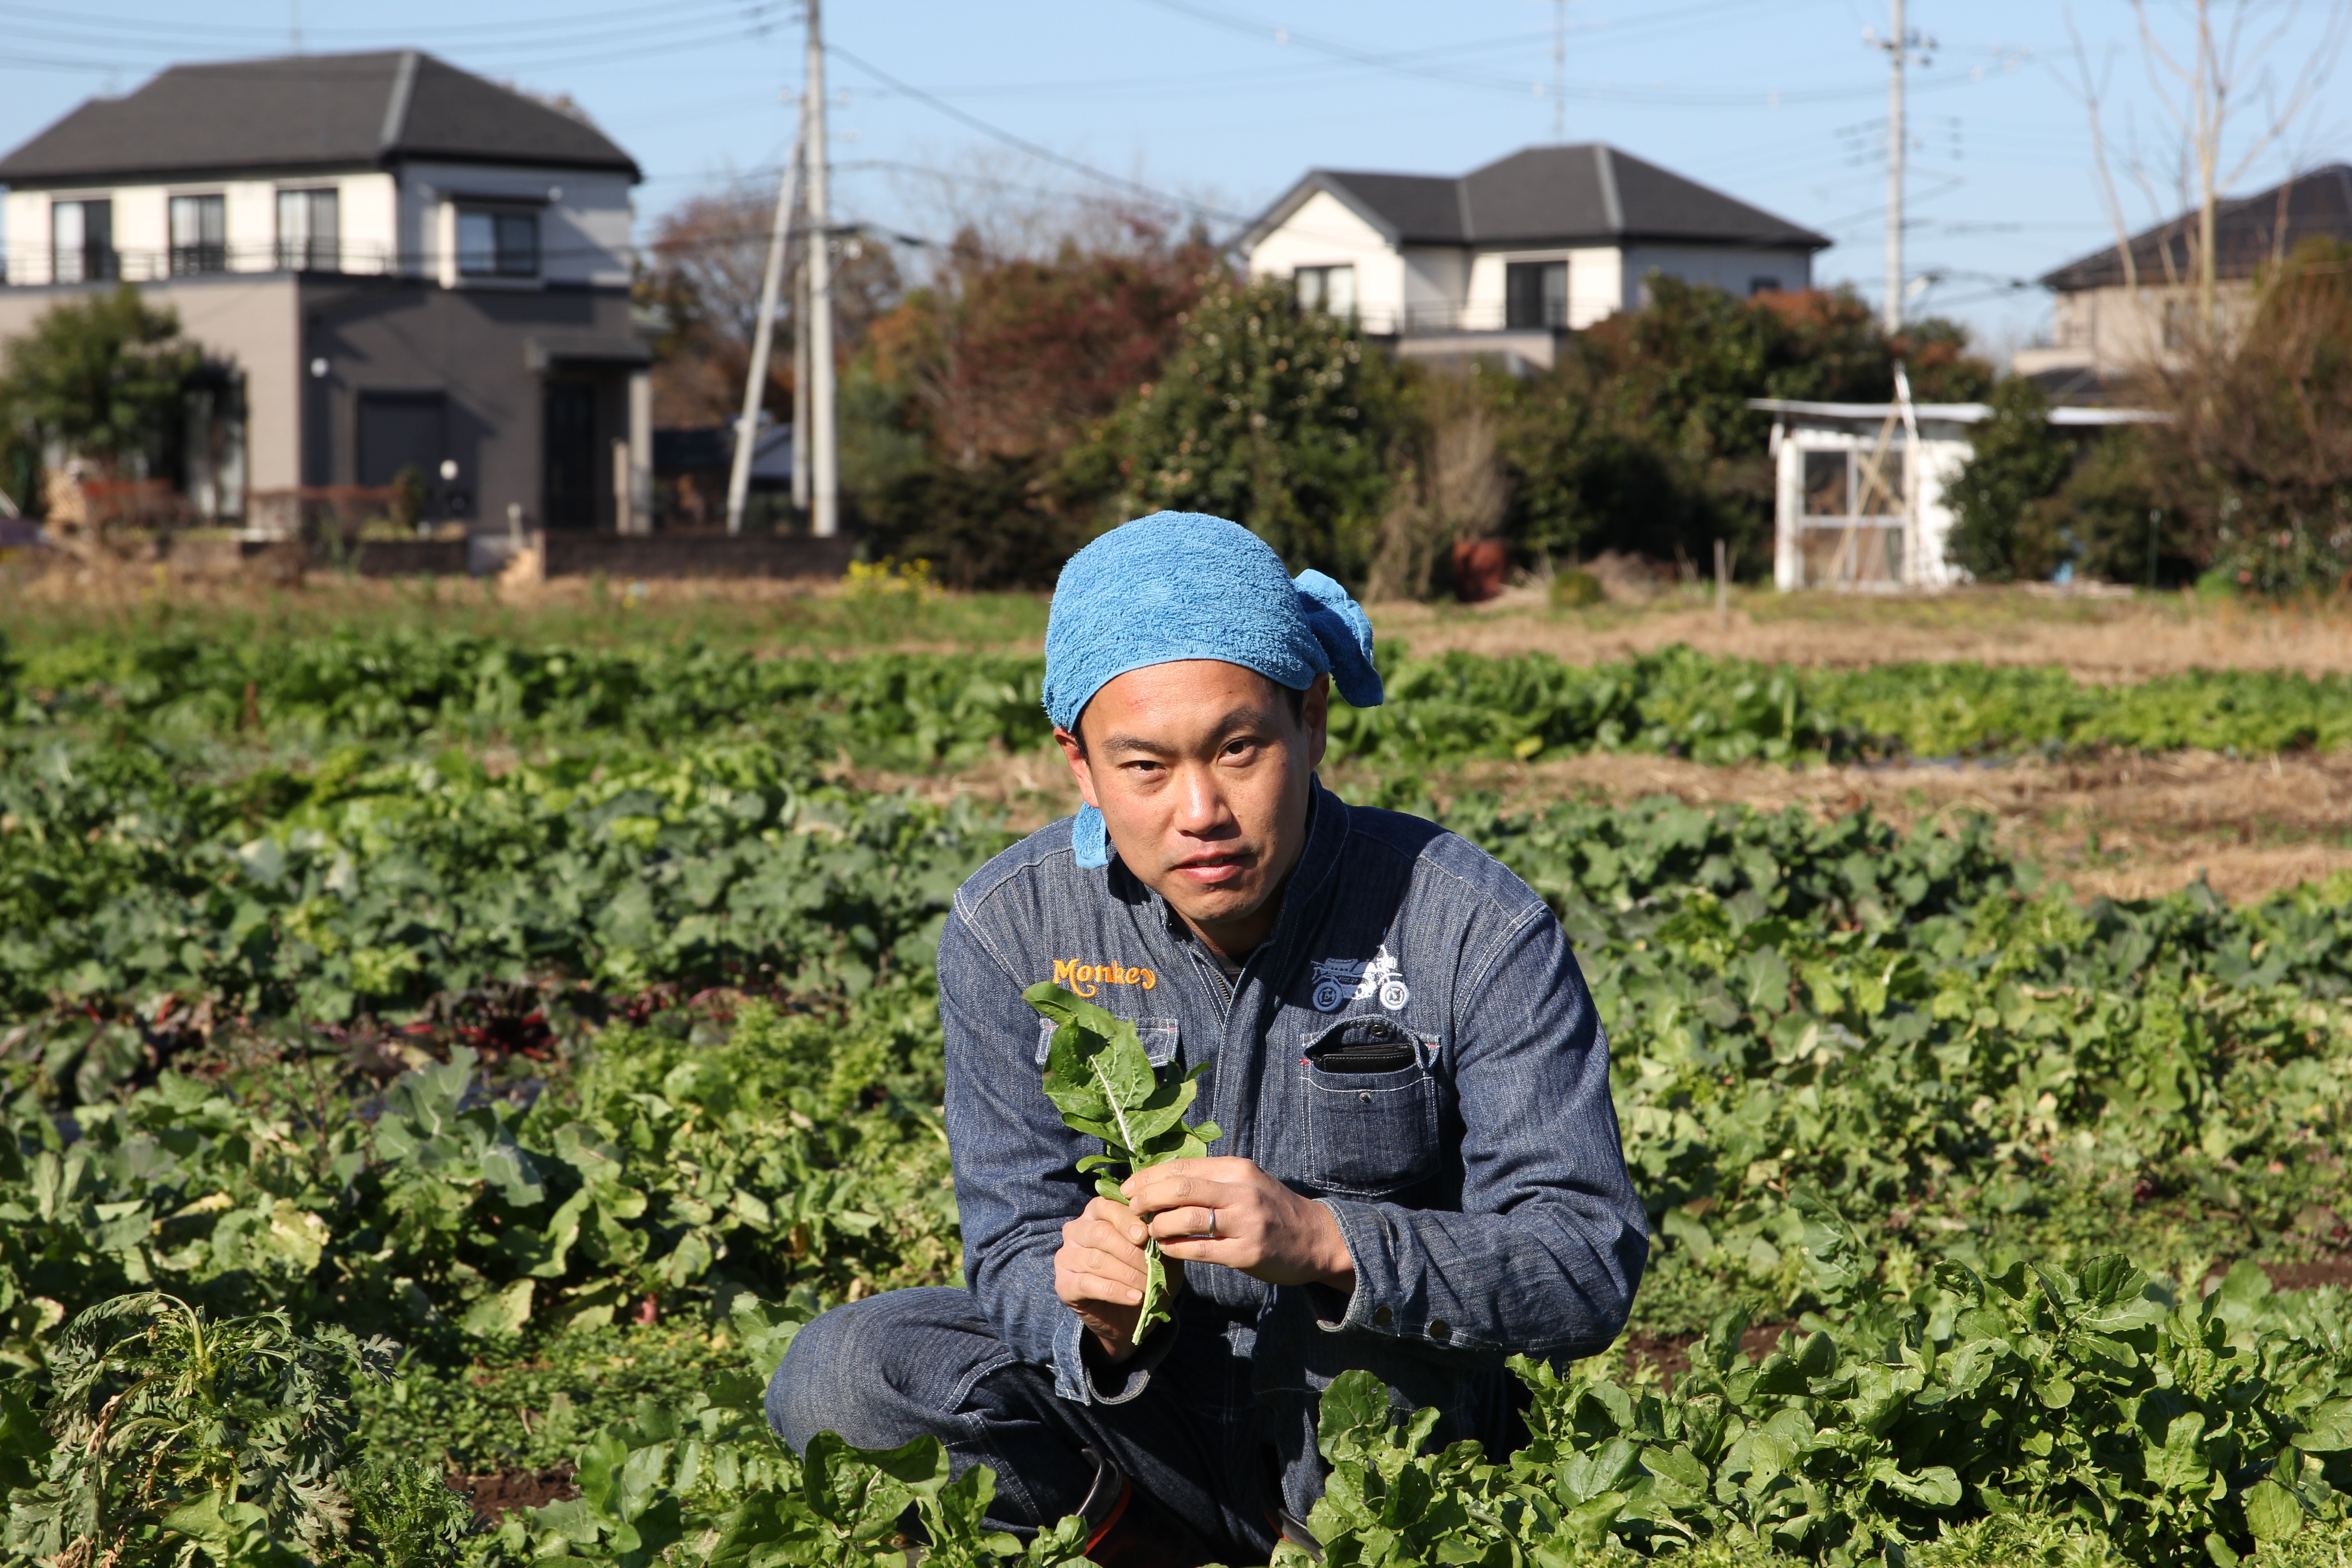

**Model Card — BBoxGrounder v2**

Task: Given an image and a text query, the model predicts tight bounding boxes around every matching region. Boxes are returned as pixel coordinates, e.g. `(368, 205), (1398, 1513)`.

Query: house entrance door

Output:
(543, 380), (600, 529)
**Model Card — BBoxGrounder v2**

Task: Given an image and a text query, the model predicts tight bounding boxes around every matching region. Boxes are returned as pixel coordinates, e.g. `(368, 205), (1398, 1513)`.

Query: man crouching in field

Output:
(768, 511), (1646, 1565)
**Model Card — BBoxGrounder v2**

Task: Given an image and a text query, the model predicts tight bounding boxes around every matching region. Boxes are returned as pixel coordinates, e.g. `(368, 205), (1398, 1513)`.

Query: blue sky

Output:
(4, 0), (2347, 354)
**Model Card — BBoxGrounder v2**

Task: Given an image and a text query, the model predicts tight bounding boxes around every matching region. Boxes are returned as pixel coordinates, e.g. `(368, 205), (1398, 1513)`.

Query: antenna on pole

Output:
(1865, 2), (1933, 335)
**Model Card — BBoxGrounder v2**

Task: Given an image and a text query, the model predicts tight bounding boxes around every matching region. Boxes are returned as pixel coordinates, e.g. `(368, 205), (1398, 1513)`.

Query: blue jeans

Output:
(766, 1287), (1280, 1559)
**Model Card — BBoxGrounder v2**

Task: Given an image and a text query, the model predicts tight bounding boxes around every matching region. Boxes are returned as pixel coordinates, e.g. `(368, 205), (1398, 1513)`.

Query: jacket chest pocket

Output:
(1298, 1015), (1440, 1197)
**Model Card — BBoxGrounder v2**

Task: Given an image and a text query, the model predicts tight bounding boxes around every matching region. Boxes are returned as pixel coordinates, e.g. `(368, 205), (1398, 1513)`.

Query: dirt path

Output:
(1374, 588), (2352, 681)
(843, 747), (2352, 906)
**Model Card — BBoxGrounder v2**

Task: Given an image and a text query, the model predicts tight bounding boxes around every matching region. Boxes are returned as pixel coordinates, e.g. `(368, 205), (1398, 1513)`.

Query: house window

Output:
(169, 194), (227, 274)
(457, 207), (539, 278)
(277, 187), (340, 271)
(2161, 298), (2193, 351)
(51, 199), (116, 283)
(1294, 264), (1355, 316)
(1504, 260), (1568, 329)
(1749, 276), (1782, 297)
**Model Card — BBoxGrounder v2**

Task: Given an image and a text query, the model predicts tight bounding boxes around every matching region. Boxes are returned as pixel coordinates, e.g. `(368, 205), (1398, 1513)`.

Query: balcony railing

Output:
(1, 241), (401, 286)
(1327, 303), (1576, 337)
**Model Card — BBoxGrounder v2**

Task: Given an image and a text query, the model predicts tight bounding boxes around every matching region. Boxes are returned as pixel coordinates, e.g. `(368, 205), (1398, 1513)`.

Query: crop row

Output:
(13, 629), (2352, 764)
(11, 723), (2350, 1038)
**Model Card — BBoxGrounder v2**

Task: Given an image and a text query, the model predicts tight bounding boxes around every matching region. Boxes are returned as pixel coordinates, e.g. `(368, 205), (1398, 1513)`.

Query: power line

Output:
(825, 42), (1249, 227)
(0, 2), (786, 75)
(0, 0), (769, 44)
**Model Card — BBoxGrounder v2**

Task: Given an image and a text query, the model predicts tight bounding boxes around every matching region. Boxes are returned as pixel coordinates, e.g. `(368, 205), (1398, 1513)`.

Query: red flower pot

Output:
(1451, 538), (1509, 603)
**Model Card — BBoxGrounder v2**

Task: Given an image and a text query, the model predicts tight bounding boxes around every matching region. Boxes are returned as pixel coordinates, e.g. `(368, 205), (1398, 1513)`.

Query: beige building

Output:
(0, 51), (648, 546)
(2014, 164), (2352, 390)
(1240, 146), (1827, 373)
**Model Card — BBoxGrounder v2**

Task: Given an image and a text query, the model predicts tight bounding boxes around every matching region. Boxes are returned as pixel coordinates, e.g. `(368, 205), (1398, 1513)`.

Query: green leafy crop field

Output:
(4, 624), (2352, 1566)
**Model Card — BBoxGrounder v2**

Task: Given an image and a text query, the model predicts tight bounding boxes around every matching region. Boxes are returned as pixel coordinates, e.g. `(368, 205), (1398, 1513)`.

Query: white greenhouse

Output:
(1749, 396), (2164, 591)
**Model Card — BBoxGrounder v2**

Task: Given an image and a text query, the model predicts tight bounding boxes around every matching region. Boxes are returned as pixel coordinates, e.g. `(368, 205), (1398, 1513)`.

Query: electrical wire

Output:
(825, 42), (1249, 226)
(0, 0), (771, 45)
(1127, 0), (2001, 108)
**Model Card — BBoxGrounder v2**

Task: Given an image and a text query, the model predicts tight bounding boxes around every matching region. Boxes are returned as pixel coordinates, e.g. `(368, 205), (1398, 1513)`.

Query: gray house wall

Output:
(295, 277), (640, 529)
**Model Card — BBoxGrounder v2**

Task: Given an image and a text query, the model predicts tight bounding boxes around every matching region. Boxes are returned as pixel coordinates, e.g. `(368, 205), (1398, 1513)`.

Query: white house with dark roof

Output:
(2014, 164), (2352, 396)
(1241, 145), (1829, 370)
(0, 51), (650, 544)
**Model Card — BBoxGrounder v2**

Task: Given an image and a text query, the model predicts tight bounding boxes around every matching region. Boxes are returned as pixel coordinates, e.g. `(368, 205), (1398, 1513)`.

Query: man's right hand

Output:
(1054, 1195), (1168, 1363)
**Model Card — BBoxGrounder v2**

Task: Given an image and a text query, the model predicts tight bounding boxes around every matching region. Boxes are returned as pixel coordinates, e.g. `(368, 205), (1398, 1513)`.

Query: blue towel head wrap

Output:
(1043, 510), (1383, 869)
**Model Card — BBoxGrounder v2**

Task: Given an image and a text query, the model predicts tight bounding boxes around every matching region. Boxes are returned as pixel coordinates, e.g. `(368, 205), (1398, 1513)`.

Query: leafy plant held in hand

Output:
(1025, 983), (1220, 1337)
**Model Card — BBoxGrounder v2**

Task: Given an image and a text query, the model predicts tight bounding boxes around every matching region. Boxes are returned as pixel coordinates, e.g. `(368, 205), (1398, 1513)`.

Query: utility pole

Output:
(804, 0), (838, 539)
(791, 248), (811, 514)
(1552, 0), (1566, 142)
(723, 104), (803, 536)
(1867, 2), (1932, 336)
(1882, 0), (1904, 335)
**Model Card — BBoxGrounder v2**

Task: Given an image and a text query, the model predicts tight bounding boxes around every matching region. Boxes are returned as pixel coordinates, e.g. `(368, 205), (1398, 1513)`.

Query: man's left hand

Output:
(1122, 1157), (1355, 1294)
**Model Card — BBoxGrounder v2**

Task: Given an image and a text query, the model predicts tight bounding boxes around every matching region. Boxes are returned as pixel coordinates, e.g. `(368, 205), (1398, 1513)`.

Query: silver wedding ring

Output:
(1206, 1208), (1217, 1240)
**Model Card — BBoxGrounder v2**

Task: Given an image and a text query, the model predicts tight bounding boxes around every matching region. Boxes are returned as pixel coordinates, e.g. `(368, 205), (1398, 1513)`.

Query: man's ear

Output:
(1302, 674), (1330, 772)
(1054, 726), (1101, 809)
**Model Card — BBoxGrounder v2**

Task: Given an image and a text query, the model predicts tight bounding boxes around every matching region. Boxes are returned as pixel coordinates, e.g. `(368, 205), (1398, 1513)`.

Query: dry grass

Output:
(0, 556), (1049, 656)
(1376, 585), (2352, 681)
(16, 558), (2352, 678)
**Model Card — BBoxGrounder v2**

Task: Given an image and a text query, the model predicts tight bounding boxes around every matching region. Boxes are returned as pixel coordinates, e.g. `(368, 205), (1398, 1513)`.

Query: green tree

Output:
(1061, 274), (1406, 582)
(1945, 376), (2075, 582)
(2146, 236), (2352, 597)
(0, 284), (200, 470)
(2054, 429), (2177, 587)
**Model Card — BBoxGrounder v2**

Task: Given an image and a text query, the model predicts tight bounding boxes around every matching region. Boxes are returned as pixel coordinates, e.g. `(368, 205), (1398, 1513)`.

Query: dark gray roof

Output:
(2041, 165), (2352, 291)
(1246, 144), (1828, 253)
(0, 50), (639, 186)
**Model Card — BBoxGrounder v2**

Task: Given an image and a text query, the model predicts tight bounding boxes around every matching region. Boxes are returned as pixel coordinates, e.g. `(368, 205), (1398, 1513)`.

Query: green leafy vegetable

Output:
(1026, 983), (1220, 1338)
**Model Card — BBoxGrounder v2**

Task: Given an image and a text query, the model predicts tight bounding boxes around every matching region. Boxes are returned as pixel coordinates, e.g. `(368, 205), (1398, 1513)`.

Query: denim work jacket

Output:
(940, 783), (1647, 1521)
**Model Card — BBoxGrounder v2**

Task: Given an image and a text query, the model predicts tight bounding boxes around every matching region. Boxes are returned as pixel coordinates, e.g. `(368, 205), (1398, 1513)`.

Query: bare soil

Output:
(456, 1466), (579, 1524)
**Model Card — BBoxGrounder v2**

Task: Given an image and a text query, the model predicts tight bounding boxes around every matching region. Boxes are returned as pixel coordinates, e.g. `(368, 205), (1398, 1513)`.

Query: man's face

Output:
(1055, 660), (1329, 955)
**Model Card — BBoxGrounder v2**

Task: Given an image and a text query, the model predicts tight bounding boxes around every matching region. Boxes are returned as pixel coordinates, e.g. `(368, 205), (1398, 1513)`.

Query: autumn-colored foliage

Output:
(638, 187), (902, 428)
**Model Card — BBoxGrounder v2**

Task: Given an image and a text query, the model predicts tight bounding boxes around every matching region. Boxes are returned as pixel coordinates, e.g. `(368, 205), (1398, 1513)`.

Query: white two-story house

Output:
(0, 50), (649, 541)
(1241, 145), (1828, 370)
